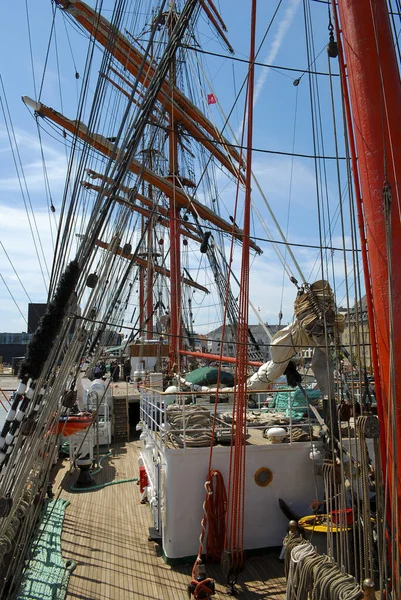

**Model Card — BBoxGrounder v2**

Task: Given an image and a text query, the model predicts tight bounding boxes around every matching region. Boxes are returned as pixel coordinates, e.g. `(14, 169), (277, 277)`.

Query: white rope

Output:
(286, 541), (316, 600)
(166, 405), (214, 447)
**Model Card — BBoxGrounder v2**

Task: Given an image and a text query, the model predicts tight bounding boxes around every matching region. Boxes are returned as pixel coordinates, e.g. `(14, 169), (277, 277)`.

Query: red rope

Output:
(225, 0), (257, 573)
(192, 470), (227, 570)
(190, 578), (214, 599)
(190, 2), (257, 591)
(205, 470), (227, 561)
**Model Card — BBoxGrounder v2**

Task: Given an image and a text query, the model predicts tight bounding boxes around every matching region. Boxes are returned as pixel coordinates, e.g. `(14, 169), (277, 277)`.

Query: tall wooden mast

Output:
(141, 148), (156, 340)
(167, 3), (181, 369)
(336, 0), (401, 583)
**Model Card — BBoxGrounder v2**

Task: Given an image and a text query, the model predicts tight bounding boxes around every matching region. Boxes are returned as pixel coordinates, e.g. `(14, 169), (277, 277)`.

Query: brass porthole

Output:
(254, 467), (273, 487)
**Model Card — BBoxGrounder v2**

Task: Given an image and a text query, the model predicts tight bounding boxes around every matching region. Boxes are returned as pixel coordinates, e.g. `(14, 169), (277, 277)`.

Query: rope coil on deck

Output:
(166, 406), (214, 447)
(189, 577), (215, 599)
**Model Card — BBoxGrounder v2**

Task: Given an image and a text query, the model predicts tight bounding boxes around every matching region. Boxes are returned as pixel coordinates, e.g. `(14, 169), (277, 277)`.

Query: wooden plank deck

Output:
(54, 439), (287, 599)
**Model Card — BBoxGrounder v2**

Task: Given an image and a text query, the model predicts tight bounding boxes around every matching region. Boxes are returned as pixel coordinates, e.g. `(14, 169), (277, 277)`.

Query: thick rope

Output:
(286, 541), (316, 600)
(357, 416), (374, 579)
(285, 541), (364, 600)
(166, 405), (214, 448)
(282, 531), (306, 578)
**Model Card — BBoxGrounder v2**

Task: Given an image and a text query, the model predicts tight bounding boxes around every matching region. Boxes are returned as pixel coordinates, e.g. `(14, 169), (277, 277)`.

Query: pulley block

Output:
(221, 549), (243, 586)
(62, 390), (78, 408)
(86, 273), (99, 288)
(0, 496), (12, 518)
(20, 415), (36, 436)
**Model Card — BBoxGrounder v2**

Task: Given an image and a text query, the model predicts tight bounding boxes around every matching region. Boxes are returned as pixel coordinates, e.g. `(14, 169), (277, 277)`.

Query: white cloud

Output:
(0, 205), (54, 331)
(0, 121), (70, 330)
(0, 127), (68, 193)
(252, 155), (318, 205)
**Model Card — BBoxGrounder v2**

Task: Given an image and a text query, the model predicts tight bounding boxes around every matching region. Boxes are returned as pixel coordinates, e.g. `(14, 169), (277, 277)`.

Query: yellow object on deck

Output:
(299, 514), (352, 533)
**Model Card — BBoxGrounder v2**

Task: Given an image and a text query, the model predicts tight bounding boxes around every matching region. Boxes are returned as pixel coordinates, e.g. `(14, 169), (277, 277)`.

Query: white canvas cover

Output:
(247, 281), (344, 395)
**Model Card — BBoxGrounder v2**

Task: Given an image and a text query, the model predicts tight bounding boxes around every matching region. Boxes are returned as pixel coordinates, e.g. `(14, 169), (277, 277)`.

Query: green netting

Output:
(274, 391), (293, 411)
(184, 366), (234, 387)
(290, 388), (321, 420)
(17, 499), (75, 600)
(274, 389), (321, 421)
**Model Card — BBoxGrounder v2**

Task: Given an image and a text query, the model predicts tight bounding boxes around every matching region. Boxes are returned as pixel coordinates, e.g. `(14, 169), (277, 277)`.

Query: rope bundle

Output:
(312, 559), (362, 599)
(204, 470), (226, 562)
(282, 531), (307, 578)
(190, 472), (226, 599)
(294, 280), (344, 337)
(166, 406), (214, 447)
(286, 541), (317, 600)
(285, 540), (364, 600)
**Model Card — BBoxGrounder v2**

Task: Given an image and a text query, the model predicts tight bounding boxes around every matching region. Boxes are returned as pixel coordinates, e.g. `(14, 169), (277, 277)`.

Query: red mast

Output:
(336, 0), (401, 581)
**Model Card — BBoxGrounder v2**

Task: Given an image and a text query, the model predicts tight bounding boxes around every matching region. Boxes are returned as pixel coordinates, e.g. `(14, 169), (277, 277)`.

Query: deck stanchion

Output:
(362, 578), (375, 599)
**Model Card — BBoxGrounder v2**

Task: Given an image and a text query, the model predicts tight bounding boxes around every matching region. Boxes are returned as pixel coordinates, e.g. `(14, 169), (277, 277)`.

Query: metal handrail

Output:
(139, 388), (320, 448)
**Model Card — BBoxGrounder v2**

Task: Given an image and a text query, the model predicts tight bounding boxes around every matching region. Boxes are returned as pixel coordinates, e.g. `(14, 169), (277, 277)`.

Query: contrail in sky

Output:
(236, 0), (301, 139)
(254, 0), (301, 103)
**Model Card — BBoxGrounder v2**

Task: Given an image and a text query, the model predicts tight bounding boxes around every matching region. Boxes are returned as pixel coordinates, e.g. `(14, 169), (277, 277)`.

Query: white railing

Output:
(139, 387), (320, 449)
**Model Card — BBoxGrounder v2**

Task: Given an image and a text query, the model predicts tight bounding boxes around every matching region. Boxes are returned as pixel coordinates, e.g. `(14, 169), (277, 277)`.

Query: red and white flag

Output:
(207, 93), (217, 105)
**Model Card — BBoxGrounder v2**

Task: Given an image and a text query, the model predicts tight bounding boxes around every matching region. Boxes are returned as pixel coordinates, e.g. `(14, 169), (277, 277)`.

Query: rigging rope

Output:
(222, 1), (257, 583)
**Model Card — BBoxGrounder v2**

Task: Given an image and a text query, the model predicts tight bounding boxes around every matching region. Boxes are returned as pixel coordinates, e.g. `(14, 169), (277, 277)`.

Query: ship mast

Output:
(167, 2), (182, 369)
(335, 0), (401, 590)
(146, 150), (155, 340)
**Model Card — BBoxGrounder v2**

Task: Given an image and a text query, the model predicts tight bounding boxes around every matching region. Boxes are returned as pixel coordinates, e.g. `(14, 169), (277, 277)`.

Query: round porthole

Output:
(254, 467), (273, 487)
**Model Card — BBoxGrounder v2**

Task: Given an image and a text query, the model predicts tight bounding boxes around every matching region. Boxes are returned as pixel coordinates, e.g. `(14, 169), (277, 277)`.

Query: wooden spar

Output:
(104, 66), (241, 184)
(199, 1), (233, 53)
(179, 349), (262, 368)
(336, 0), (401, 577)
(102, 71), (168, 127)
(22, 98), (262, 254)
(203, 0), (228, 32)
(107, 67), (168, 123)
(105, 69), (199, 176)
(54, 0), (245, 174)
(94, 238), (209, 294)
(86, 174), (201, 237)
(81, 182), (202, 243)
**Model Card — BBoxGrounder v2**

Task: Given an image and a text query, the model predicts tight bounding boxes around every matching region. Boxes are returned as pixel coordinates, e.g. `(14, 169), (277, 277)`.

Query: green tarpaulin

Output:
(184, 366), (234, 387)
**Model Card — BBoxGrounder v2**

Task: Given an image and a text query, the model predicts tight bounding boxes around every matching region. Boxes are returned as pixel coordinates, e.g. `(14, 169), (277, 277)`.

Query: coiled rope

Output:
(166, 405), (214, 447)
(285, 541), (364, 600)
(282, 529), (306, 578)
(286, 541), (316, 600)
(204, 470), (226, 562)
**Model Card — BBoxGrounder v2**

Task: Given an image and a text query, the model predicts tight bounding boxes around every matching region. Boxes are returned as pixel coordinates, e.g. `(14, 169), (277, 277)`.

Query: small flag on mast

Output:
(207, 93), (217, 105)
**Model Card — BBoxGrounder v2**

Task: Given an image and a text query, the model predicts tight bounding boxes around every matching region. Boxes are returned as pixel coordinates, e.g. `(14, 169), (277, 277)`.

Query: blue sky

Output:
(0, 0), (354, 334)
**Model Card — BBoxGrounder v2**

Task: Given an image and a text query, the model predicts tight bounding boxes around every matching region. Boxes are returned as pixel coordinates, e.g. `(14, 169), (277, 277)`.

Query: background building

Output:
(0, 332), (29, 365)
(206, 323), (285, 362)
(340, 296), (372, 372)
(0, 303), (46, 365)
